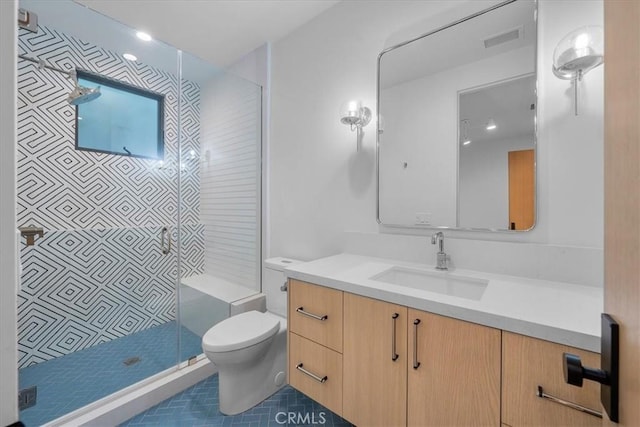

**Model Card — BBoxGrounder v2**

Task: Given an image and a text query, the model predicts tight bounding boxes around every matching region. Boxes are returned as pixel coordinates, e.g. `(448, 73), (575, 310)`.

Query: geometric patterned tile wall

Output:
(17, 224), (204, 368)
(17, 25), (203, 368)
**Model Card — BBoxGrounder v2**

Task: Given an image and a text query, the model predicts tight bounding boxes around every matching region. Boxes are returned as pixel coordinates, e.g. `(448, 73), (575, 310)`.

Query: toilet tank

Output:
(264, 257), (303, 317)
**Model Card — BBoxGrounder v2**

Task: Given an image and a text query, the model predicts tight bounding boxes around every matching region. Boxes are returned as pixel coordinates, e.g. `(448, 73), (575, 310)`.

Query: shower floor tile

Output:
(120, 375), (353, 427)
(19, 321), (202, 427)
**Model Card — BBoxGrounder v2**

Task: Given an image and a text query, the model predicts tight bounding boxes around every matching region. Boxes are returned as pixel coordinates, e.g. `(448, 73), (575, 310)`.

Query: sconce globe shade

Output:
(340, 100), (369, 126)
(553, 26), (604, 80)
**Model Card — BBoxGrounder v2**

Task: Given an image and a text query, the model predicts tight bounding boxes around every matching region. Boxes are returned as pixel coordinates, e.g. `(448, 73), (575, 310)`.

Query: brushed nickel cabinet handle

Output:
(536, 386), (602, 419)
(413, 319), (421, 369)
(296, 363), (327, 383)
(296, 307), (328, 321)
(391, 313), (399, 362)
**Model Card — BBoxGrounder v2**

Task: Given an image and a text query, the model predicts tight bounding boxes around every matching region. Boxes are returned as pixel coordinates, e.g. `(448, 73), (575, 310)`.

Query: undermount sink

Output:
(370, 266), (488, 301)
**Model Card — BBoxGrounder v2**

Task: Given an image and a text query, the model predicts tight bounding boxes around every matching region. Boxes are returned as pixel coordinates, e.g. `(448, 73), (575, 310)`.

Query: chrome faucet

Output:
(431, 232), (448, 270)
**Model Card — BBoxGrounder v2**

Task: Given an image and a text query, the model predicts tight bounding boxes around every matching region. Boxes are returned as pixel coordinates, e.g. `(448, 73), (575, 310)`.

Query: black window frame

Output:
(74, 69), (165, 160)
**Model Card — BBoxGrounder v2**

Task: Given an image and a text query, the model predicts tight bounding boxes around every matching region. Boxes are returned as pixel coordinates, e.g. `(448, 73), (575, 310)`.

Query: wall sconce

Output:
(340, 100), (371, 150)
(552, 26), (604, 116)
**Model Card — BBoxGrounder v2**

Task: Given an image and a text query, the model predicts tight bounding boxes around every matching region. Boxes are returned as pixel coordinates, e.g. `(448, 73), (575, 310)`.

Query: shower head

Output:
(18, 55), (102, 105)
(67, 70), (101, 105)
(67, 85), (101, 105)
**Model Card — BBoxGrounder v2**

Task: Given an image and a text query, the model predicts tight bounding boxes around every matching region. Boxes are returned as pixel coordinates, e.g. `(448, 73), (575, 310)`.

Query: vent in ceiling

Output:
(484, 27), (522, 49)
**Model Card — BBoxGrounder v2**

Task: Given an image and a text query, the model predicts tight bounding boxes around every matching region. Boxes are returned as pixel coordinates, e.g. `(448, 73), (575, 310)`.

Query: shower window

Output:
(75, 70), (165, 159)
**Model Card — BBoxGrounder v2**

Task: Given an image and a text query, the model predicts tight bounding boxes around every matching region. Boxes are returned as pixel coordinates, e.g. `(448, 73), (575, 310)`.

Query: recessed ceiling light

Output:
(136, 31), (152, 42)
(123, 53), (138, 61)
(486, 118), (497, 131)
(462, 140), (471, 146)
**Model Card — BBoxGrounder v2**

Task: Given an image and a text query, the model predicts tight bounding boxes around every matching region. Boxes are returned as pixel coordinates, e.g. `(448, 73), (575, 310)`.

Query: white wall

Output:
(270, 0), (603, 266)
(0, 0), (19, 423)
(539, 0), (603, 248)
(270, 1), (460, 260)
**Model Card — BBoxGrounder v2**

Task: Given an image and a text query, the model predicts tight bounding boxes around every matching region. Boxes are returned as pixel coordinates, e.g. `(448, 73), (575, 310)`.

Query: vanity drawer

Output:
(288, 279), (343, 352)
(502, 332), (601, 426)
(289, 332), (343, 416)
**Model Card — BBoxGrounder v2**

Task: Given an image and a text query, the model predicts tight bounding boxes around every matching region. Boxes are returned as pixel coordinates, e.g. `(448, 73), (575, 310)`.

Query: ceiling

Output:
(75, 0), (341, 67)
(460, 74), (536, 145)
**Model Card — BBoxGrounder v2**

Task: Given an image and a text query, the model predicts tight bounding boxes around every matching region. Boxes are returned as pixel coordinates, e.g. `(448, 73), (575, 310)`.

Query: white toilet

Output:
(202, 257), (302, 415)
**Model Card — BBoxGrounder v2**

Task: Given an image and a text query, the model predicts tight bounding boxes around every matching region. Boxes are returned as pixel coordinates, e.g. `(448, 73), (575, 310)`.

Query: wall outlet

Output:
(415, 212), (431, 225)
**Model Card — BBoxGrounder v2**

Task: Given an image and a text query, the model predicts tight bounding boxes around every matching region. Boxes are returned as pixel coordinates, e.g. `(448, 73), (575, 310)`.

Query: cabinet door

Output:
(407, 309), (501, 427)
(343, 293), (407, 427)
(502, 332), (601, 426)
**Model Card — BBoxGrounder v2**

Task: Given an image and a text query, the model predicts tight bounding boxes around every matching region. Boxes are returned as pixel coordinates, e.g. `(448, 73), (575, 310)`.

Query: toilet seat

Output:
(202, 311), (280, 353)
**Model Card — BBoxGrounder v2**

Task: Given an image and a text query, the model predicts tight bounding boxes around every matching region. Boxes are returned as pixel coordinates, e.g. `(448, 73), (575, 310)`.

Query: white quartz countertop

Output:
(284, 253), (603, 352)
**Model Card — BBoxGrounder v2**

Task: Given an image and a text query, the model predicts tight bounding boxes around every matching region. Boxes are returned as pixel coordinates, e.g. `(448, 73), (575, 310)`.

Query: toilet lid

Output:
(202, 311), (280, 353)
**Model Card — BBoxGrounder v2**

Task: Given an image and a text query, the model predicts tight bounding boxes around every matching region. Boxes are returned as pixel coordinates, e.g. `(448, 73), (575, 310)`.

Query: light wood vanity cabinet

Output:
(502, 332), (601, 427)
(407, 309), (501, 426)
(343, 293), (408, 427)
(288, 280), (600, 427)
(287, 279), (344, 415)
(340, 296), (501, 427)
(288, 332), (343, 415)
(289, 279), (343, 352)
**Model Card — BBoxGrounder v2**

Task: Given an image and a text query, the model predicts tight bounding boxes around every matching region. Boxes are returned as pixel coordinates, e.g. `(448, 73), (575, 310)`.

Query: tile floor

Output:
(19, 321), (203, 426)
(120, 374), (353, 427)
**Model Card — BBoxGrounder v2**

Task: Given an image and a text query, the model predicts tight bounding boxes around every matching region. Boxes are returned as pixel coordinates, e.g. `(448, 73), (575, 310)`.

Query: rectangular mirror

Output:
(377, 0), (537, 231)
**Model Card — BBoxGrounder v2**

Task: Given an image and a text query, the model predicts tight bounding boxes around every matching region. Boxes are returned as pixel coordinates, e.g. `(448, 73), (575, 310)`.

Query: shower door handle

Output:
(161, 226), (172, 255)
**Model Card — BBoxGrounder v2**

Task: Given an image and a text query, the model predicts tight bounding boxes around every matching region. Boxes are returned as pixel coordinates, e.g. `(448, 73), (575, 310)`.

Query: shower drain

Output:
(123, 356), (141, 366)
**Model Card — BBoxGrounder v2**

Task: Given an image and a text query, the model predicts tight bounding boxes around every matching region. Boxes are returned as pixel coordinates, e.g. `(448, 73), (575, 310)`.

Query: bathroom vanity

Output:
(286, 254), (602, 427)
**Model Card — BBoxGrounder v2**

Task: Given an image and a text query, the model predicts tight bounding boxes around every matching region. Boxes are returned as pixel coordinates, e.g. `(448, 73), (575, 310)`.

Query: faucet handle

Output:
(19, 225), (44, 246)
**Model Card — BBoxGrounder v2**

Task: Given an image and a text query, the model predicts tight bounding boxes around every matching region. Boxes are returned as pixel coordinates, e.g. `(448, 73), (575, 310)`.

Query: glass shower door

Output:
(16, 0), (183, 424)
(178, 51), (263, 361)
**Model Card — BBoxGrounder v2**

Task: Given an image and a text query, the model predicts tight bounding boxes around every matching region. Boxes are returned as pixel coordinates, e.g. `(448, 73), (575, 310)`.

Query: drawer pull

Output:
(413, 319), (421, 369)
(296, 363), (327, 383)
(536, 386), (602, 419)
(296, 307), (328, 321)
(391, 313), (399, 362)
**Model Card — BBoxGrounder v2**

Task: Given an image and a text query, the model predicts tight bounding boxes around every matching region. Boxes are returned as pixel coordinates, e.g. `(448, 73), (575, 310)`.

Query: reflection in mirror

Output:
(377, 0), (537, 231)
(458, 74), (536, 230)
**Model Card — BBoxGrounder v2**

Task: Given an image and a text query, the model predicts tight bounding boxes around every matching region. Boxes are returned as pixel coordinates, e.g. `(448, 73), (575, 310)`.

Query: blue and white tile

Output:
(121, 375), (352, 427)
(19, 321), (202, 426)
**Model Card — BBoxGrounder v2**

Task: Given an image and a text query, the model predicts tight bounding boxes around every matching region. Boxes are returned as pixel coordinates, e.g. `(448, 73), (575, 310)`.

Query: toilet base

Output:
(217, 325), (287, 415)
